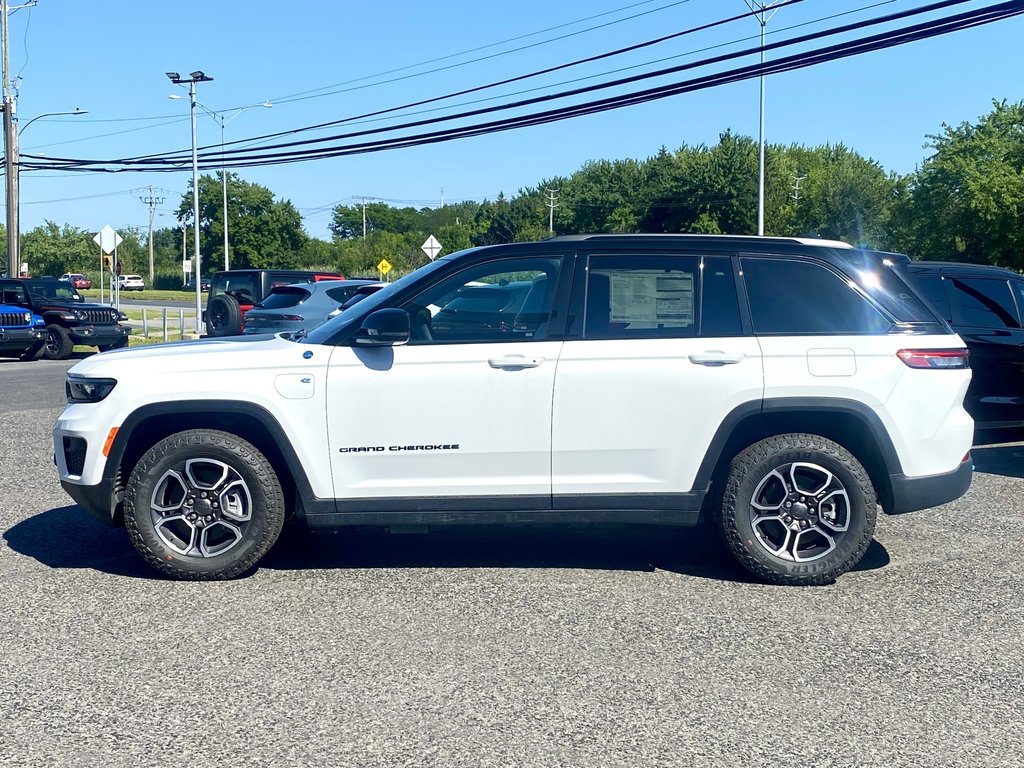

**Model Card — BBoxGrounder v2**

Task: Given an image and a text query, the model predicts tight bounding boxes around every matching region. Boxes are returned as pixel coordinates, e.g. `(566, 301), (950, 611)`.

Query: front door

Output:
(326, 254), (567, 509)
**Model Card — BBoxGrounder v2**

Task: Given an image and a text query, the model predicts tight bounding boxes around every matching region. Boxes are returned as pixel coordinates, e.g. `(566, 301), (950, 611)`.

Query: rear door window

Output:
(947, 277), (1021, 329)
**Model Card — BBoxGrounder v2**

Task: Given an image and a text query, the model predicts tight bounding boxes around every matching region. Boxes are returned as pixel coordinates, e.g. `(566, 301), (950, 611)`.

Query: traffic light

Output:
(102, 255), (111, 270)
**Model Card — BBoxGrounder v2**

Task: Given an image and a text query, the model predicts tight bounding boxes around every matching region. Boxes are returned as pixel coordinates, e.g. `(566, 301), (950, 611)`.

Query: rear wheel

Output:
(717, 433), (876, 586)
(43, 324), (73, 360)
(206, 294), (242, 337)
(124, 429), (285, 580)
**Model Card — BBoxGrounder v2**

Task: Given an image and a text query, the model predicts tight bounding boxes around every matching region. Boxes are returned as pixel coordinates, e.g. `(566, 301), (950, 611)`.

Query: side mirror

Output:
(355, 308), (410, 346)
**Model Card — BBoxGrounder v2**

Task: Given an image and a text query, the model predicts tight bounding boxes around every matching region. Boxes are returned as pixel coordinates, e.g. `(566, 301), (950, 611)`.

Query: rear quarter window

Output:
(742, 257), (891, 335)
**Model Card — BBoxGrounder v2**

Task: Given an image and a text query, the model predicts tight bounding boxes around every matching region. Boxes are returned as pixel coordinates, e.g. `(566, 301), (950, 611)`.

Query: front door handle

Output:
(688, 351), (746, 366)
(488, 355), (544, 370)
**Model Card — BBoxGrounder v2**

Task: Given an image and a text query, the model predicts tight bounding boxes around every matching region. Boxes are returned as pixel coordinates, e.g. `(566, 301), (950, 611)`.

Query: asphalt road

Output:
(1, 376), (1023, 766)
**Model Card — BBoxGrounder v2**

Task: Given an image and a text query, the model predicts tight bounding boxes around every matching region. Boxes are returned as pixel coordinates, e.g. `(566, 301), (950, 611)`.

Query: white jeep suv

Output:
(54, 235), (974, 584)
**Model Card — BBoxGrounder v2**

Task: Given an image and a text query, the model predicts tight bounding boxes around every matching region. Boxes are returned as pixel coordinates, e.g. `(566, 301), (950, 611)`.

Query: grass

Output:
(79, 287), (207, 303)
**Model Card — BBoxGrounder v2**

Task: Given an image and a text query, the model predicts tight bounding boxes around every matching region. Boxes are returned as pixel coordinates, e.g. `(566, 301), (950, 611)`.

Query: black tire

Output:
(124, 429), (285, 580)
(717, 433), (876, 586)
(98, 337), (129, 352)
(206, 294), (242, 337)
(43, 324), (73, 360)
(18, 341), (45, 361)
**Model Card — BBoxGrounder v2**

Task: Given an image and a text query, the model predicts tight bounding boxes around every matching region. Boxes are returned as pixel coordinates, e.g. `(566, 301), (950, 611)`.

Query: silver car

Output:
(242, 279), (384, 336)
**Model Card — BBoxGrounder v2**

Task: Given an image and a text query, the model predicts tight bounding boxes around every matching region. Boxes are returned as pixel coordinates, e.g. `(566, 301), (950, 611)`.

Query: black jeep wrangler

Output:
(204, 268), (344, 337)
(0, 277), (130, 360)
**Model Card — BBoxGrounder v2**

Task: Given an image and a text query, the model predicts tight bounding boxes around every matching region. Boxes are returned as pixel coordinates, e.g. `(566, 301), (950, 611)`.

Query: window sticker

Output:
(607, 271), (694, 327)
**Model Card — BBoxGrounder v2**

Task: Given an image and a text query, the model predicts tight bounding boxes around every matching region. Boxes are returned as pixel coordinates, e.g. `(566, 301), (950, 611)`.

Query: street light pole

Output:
(167, 70), (213, 333)
(168, 96), (271, 273)
(218, 102), (271, 271)
(745, 1), (781, 237)
(2, 106), (87, 278)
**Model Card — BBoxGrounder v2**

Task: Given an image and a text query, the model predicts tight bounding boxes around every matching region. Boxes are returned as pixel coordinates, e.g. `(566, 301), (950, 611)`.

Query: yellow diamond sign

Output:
(376, 258), (392, 275)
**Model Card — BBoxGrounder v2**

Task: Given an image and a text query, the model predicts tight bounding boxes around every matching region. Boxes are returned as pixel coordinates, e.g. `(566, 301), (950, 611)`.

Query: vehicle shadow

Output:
(3, 505), (152, 578)
(263, 523), (891, 582)
(5, 507), (890, 583)
(970, 442), (1024, 479)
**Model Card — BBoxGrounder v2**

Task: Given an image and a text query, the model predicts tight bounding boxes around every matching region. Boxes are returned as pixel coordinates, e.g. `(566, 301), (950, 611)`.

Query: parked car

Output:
(115, 274), (145, 291)
(898, 259), (1024, 437)
(0, 302), (46, 360)
(242, 279), (385, 336)
(60, 273), (92, 290)
(204, 268), (344, 337)
(54, 234), (973, 584)
(182, 277), (211, 292)
(0, 277), (129, 359)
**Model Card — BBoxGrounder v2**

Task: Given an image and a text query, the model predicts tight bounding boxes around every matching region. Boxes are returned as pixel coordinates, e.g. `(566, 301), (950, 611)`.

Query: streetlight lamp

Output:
(744, 1), (782, 237)
(167, 70), (213, 333)
(3, 107), (87, 278)
(170, 95), (271, 271)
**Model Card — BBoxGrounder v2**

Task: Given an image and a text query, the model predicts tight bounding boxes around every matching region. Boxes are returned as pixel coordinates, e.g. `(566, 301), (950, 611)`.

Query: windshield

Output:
(303, 257), (459, 345)
(25, 279), (81, 302)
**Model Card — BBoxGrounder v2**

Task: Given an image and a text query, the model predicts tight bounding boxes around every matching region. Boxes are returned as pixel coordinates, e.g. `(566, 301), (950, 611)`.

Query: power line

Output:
(22, 1), (1021, 174)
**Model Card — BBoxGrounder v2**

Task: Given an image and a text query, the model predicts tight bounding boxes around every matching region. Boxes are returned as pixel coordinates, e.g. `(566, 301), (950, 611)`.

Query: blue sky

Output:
(7, 0), (1022, 241)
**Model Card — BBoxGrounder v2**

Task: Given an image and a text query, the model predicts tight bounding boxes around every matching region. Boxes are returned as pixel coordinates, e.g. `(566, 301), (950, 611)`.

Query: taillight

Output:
(897, 348), (969, 369)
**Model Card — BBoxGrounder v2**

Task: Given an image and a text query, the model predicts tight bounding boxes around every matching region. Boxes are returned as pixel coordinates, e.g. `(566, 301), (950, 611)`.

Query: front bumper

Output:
(60, 477), (121, 526)
(68, 324), (130, 346)
(887, 455), (973, 514)
(0, 327), (45, 354)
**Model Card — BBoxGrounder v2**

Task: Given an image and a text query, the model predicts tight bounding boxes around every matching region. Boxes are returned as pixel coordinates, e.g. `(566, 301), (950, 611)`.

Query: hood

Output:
(67, 334), (326, 378)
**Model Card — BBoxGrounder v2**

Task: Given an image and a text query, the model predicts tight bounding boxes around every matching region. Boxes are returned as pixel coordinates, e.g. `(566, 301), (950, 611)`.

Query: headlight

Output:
(65, 376), (117, 403)
(22, 312), (30, 324)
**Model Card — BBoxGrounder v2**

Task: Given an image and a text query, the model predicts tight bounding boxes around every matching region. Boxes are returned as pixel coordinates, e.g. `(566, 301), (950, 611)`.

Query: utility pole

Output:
(545, 188), (559, 233)
(2, 0), (18, 278)
(140, 186), (164, 283)
(362, 197), (367, 240)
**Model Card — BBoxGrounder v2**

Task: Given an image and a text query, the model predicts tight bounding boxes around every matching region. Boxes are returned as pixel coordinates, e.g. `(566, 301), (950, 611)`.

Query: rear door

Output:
(551, 251), (762, 507)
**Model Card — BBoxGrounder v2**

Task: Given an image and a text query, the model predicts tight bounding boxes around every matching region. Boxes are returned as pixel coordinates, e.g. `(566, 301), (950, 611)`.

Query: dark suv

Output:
(0, 277), (130, 360)
(204, 268), (344, 337)
(899, 260), (1024, 436)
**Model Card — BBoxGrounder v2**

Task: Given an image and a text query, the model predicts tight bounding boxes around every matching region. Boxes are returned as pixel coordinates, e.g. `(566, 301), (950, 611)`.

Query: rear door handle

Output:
(488, 355), (544, 370)
(688, 351), (746, 366)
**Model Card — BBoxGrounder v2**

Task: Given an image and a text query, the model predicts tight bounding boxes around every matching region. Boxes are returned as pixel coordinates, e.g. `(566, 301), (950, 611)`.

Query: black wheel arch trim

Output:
(692, 397), (904, 502)
(104, 400), (321, 514)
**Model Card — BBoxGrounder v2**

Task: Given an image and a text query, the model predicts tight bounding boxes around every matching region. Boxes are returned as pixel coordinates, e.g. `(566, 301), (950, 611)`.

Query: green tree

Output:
(900, 100), (1024, 266)
(178, 174), (308, 269)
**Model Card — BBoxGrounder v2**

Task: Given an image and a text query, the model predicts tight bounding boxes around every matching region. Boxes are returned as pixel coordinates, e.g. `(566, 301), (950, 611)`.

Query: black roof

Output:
(903, 260), (1022, 278)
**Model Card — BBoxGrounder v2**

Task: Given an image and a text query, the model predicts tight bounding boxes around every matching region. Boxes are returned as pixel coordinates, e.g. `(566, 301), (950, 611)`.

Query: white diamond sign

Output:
(421, 235), (442, 261)
(93, 225), (123, 255)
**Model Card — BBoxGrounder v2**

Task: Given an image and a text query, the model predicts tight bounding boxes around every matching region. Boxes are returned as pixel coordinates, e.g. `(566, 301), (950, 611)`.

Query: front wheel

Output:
(717, 434), (876, 586)
(124, 429), (285, 580)
(43, 324), (73, 360)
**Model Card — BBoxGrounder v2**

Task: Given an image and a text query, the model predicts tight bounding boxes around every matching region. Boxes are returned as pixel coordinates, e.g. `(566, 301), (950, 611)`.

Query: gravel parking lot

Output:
(2, 371), (1023, 767)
